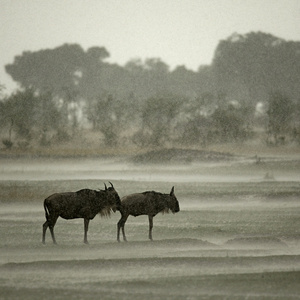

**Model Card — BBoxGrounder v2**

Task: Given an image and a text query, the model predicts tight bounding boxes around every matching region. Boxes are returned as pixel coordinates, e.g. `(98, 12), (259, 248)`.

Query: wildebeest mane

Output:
(161, 207), (170, 214)
(99, 207), (112, 217)
(75, 189), (112, 217)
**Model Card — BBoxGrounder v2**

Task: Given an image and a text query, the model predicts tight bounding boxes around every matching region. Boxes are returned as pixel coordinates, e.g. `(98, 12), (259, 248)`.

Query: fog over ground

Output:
(0, 151), (299, 299)
(0, 154), (299, 182)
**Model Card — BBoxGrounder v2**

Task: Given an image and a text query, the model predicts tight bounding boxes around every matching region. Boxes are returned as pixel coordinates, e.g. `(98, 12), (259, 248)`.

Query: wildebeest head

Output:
(103, 181), (121, 212)
(167, 186), (180, 213)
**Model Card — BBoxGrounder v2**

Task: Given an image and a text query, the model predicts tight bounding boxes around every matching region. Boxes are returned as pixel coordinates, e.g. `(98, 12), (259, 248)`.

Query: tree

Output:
(0, 88), (64, 147)
(5, 44), (111, 100)
(123, 58), (172, 99)
(0, 92), (14, 148)
(35, 92), (64, 145)
(266, 91), (294, 145)
(133, 96), (183, 147)
(1, 89), (38, 141)
(169, 65), (199, 97)
(177, 115), (212, 147)
(211, 103), (249, 142)
(212, 32), (300, 106)
(86, 94), (119, 146)
(5, 44), (85, 96)
(175, 93), (216, 146)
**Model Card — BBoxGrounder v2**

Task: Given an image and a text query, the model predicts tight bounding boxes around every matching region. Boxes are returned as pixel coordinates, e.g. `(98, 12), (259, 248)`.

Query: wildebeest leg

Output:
(117, 214), (128, 242)
(84, 218), (90, 244)
(43, 214), (58, 244)
(121, 222), (127, 242)
(148, 215), (154, 241)
(42, 221), (48, 244)
(48, 215), (58, 244)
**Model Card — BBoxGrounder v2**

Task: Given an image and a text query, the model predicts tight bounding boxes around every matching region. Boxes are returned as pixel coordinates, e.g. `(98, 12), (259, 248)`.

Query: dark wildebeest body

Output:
(42, 183), (121, 244)
(117, 187), (180, 241)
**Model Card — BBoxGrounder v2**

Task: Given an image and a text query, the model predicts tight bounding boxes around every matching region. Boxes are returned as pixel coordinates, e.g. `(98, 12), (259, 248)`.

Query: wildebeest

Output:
(117, 186), (180, 241)
(42, 182), (121, 244)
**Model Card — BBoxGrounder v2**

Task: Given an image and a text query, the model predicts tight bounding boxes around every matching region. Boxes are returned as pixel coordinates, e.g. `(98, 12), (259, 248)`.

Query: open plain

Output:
(0, 151), (300, 299)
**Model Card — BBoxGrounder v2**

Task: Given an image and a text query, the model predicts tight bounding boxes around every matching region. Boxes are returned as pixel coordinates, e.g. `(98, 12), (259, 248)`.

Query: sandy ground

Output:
(0, 155), (300, 299)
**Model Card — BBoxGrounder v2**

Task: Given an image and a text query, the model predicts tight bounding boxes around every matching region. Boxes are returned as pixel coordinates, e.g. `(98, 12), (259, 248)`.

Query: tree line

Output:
(1, 31), (300, 151)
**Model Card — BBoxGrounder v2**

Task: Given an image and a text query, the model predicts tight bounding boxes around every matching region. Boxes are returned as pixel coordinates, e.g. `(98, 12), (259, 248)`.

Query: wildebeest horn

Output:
(170, 186), (174, 195)
(104, 183), (107, 191)
(109, 181), (114, 188)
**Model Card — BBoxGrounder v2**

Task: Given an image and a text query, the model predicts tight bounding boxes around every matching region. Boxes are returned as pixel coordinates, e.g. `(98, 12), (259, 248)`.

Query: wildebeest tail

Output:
(44, 200), (50, 221)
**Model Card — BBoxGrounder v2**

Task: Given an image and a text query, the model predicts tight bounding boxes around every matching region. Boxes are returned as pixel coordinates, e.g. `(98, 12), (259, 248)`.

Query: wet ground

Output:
(0, 154), (299, 299)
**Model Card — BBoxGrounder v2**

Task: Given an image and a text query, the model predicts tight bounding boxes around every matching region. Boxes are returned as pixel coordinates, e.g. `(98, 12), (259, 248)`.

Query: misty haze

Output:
(1, 1), (300, 299)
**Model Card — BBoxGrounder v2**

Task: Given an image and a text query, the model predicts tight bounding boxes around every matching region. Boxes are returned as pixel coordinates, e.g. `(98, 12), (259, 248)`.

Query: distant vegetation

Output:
(1, 31), (299, 154)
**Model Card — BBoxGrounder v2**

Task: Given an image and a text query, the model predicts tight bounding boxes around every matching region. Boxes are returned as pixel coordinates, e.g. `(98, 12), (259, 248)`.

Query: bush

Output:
(2, 139), (13, 149)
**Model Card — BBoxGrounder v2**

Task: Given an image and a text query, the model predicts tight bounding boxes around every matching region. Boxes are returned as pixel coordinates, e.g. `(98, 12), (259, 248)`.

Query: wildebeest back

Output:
(120, 191), (169, 217)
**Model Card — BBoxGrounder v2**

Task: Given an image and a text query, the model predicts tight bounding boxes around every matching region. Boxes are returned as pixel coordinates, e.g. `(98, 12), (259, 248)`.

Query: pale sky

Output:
(1, 0), (299, 94)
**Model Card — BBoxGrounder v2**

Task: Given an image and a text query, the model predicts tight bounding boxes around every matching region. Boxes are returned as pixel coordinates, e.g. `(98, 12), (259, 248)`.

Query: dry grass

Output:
(1, 127), (299, 158)
(205, 142), (300, 157)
